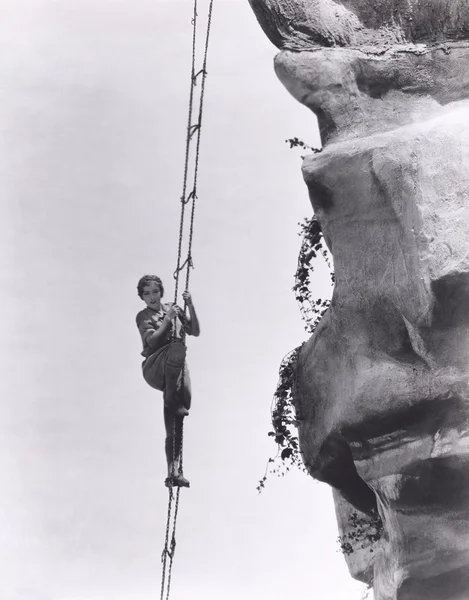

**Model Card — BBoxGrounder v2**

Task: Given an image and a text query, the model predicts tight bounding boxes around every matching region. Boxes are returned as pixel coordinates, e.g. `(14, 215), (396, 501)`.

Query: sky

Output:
(0, 1), (369, 599)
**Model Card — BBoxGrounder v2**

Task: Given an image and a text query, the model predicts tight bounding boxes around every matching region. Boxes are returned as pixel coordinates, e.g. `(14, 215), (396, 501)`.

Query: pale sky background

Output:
(0, 1), (369, 599)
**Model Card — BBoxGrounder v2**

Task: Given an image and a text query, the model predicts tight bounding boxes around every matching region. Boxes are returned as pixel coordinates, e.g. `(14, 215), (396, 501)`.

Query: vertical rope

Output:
(161, 1), (215, 599)
(160, 484), (174, 600)
(160, 2), (198, 593)
(165, 484), (181, 600)
(184, 0), (214, 295)
(174, 0), (199, 305)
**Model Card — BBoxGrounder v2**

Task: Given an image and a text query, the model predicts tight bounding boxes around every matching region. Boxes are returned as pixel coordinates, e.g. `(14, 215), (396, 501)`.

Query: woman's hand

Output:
(165, 303), (180, 321)
(182, 291), (193, 307)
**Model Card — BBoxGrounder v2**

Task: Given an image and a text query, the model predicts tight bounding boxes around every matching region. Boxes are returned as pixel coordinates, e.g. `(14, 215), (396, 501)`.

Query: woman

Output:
(136, 275), (200, 487)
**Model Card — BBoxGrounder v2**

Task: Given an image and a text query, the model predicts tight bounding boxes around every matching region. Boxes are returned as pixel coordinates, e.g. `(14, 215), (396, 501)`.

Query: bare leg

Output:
(164, 409), (182, 476)
(177, 362), (192, 411)
(163, 409), (190, 488)
(164, 342), (189, 416)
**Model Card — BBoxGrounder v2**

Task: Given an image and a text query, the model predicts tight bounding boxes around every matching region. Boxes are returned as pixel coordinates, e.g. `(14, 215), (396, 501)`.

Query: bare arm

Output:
(144, 315), (172, 351)
(139, 304), (179, 352)
(182, 292), (200, 337)
(186, 303), (200, 337)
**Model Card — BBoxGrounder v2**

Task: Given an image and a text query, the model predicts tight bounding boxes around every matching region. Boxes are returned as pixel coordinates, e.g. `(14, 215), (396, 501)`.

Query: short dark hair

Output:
(137, 275), (164, 299)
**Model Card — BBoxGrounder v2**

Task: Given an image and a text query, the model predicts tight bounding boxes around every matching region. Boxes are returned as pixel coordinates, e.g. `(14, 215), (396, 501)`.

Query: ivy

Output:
(257, 345), (305, 493)
(337, 511), (384, 556)
(257, 215), (334, 492)
(293, 217), (334, 333)
(285, 137), (322, 157)
(257, 134), (383, 563)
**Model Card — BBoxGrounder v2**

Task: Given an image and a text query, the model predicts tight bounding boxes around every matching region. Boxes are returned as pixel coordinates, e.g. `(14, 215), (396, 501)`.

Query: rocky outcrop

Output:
(249, 0), (469, 50)
(248, 1), (469, 598)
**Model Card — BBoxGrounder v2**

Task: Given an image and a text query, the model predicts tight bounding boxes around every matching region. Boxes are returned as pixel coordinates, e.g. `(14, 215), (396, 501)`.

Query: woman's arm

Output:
(144, 305), (179, 350)
(182, 291), (200, 337)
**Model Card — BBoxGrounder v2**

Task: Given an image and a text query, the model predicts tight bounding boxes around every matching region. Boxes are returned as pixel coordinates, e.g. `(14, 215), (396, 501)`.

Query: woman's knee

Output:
(143, 372), (163, 391)
(182, 378), (192, 408)
(142, 360), (165, 391)
(166, 341), (186, 368)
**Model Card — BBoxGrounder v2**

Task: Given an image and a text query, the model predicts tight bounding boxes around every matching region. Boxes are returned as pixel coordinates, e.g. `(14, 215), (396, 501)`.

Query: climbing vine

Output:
(258, 136), (383, 566)
(293, 216), (334, 333)
(257, 345), (305, 492)
(285, 137), (322, 157)
(337, 510), (384, 556)
(257, 211), (334, 492)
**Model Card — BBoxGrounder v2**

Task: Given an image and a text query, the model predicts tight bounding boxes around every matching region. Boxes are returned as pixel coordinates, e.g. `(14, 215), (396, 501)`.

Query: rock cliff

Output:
(248, 1), (469, 598)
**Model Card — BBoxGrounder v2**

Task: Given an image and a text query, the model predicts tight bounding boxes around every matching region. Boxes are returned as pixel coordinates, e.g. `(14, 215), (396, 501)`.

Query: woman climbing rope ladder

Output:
(136, 274), (200, 488)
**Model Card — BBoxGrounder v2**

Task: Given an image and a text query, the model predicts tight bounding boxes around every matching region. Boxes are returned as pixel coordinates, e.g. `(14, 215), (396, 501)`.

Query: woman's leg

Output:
(142, 348), (166, 392)
(163, 408), (189, 486)
(163, 341), (187, 411)
(164, 407), (178, 476)
(143, 342), (190, 414)
(177, 362), (192, 411)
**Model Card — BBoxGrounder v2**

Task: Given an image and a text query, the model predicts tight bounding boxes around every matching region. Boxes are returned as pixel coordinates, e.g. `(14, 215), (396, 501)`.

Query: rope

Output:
(160, 1), (215, 599)
(173, 0), (199, 305)
(159, 484), (174, 600)
(184, 0), (214, 295)
(164, 424), (183, 600)
(174, 0), (215, 300)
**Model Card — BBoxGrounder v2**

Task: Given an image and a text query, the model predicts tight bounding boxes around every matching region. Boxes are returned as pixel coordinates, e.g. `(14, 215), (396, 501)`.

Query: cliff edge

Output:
(249, 1), (469, 598)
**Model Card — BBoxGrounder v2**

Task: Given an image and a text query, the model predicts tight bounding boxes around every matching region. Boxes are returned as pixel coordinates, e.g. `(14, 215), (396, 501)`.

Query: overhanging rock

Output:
(249, 1), (469, 598)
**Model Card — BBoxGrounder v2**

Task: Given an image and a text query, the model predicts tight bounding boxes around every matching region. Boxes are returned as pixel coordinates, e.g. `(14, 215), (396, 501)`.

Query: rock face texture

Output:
(248, 2), (469, 599)
(249, 0), (469, 49)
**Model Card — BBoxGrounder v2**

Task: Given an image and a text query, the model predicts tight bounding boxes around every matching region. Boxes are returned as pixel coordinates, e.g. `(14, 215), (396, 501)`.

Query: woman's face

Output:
(142, 281), (162, 310)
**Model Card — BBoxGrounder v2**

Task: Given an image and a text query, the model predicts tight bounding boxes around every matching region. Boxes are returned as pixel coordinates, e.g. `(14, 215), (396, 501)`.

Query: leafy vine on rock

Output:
(257, 211), (334, 492)
(258, 137), (383, 563)
(337, 511), (384, 556)
(285, 137), (322, 157)
(294, 216), (334, 333)
(257, 345), (305, 493)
